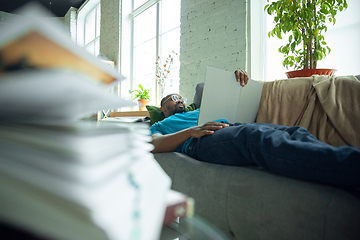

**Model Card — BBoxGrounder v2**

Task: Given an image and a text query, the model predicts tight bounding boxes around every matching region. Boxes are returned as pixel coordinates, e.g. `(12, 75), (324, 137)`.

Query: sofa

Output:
(150, 74), (360, 240)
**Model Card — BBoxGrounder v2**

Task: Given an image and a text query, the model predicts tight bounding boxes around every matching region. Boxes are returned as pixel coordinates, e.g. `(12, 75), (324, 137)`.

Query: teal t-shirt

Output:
(149, 109), (229, 153)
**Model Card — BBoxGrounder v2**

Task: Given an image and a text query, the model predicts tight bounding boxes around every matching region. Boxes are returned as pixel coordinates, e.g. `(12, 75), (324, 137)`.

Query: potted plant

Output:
(129, 84), (150, 110)
(264, 0), (348, 78)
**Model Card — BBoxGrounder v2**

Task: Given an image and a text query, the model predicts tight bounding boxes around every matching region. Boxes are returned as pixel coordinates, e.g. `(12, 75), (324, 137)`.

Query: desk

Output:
(97, 110), (149, 121)
(110, 111), (149, 118)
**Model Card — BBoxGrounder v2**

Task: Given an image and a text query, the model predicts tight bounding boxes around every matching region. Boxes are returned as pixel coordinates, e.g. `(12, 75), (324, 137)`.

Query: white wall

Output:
(179, 0), (248, 101)
(63, 7), (77, 42)
(316, 0), (360, 76)
(99, 0), (121, 68)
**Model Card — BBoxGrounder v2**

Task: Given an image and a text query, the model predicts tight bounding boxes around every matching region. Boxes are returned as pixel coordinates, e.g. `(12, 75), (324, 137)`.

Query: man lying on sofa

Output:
(150, 70), (360, 187)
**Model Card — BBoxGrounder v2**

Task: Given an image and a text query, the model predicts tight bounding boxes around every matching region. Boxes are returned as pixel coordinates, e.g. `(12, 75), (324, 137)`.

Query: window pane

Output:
(160, 28), (180, 68)
(161, 0), (180, 34)
(85, 8), (96, 44)
(85, 41), (95, 55)
(134, 38), (156, 78)
(159, 29), (180, 100)
(133, 4), (156, 46)
(162, 68), (179, 97)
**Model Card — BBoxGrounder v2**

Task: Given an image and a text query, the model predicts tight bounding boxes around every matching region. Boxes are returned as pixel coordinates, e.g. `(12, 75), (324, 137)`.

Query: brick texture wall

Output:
(100, 0), (121, 68)
(179, 0), (248, 101)
(63, 7), (77, 42)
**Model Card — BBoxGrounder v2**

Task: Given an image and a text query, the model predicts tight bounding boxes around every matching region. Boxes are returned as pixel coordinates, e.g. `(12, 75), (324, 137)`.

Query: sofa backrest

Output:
(192, 82), (204, 109)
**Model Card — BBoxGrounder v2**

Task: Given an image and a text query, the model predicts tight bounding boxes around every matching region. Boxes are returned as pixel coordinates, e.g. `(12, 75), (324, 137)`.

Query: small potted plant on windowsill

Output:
(129, 84), (150, 111)
(264, 0), (348, 78)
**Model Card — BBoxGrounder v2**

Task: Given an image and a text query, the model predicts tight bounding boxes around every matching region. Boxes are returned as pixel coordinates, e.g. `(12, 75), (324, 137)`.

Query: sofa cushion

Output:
(145, 105), (165, 126)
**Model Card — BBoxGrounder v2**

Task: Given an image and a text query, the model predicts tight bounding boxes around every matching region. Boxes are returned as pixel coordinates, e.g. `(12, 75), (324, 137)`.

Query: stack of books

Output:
(0, 4), (171, 240)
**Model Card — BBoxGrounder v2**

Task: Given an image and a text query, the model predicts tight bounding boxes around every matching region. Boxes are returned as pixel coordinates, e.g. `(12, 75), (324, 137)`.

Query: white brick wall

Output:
(63, 7), (77, 42)
(180, 0), (248, 101)
(100, 0), (121, 67)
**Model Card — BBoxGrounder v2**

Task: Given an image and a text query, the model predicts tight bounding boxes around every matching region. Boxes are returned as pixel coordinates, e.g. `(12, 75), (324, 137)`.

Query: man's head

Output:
(160, 94), (187, 118)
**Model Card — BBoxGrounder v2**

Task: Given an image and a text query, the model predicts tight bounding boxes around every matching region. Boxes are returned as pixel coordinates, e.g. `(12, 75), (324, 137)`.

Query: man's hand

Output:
(189, 122), (229, 138)
(150, 122), (229, 153)
(234, 69), (249, 87)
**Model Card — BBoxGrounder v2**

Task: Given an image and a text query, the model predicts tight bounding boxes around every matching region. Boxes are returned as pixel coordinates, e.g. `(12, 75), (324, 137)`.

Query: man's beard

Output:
(174, 103), (186, 114)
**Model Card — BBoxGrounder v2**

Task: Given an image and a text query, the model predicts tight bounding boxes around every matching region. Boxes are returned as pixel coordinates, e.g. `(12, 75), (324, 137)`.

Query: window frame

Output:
(83, 3), (101, 56)
(130, 0), (180, 106)
(76, 0), (100, 50)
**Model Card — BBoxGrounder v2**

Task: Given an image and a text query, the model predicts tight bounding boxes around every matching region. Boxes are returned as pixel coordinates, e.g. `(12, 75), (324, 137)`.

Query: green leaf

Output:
(320, 8), (328, 14)
(290, 42), (296, 51)
(327, 46), (331, 54)
(294, 31), (299, 41)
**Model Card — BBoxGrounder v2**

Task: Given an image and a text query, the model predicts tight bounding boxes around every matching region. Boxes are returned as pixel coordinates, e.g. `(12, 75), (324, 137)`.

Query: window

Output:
(76, 0), (101, 56)
(84, 4), (101, 56)
(131, 0), (181, 105)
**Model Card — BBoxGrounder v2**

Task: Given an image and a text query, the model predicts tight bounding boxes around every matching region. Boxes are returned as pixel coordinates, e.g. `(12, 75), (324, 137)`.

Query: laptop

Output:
(197, 67), (264, 125)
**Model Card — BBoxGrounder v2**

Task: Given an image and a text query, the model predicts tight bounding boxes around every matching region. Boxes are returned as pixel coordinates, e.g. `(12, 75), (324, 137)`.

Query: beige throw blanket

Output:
(257, 75), (360, 149)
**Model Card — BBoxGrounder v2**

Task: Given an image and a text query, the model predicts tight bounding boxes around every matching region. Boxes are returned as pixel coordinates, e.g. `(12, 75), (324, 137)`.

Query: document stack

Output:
(0, 4), (171, 240)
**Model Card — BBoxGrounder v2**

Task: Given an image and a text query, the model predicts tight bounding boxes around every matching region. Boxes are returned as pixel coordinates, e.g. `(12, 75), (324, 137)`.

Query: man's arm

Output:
(151, 122), (229, 153)
(151, 69), (248, 153)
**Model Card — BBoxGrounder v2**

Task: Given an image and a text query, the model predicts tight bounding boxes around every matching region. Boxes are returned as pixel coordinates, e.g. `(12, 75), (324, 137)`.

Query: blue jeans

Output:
(187, 123), (360, 186)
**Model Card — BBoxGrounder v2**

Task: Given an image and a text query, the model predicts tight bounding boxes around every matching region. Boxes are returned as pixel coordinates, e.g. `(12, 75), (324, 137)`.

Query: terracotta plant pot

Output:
(138, 99), (150, 111)
(286, 69), (336, 78)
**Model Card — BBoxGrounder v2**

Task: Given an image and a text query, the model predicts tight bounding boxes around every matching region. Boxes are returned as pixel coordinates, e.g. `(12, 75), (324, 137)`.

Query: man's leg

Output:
(187, 123), (360, 186)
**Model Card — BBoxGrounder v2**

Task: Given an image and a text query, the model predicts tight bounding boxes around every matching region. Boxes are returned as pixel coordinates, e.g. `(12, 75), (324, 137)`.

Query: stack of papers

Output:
(0, 121), (170, 240)
(0, 69), (134, 125)
(0, 4), (171, 240)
